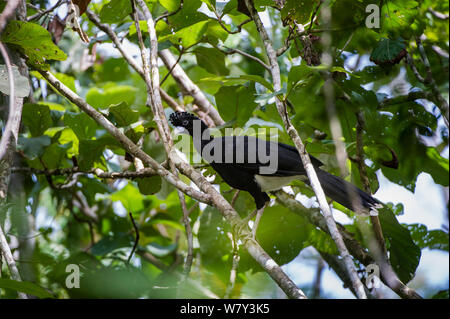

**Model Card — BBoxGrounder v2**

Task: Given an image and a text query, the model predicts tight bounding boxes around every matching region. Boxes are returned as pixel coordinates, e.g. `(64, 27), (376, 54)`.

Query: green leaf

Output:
(159, 20), (209, 47)
(99, 0), (132, 23)
(41, 142), (70, 169)
(64, 112), (98, 141)
(159, 0), (181, 11)
(0, 64), (30, 97)
(197, 206), (233, 275)
(281, 0), (315, 24)
(370, 38), (407, 66)
(86, 85), (137, 109)
(408, 224), (449, 251)
(194, 46), (229, 76)
(379, 207), (421, 283)
(257, 204), (337, 266)
(424, 148), (449, 186)
(22, 103), (52, 137)
(432, 289), (449, 299)
(58, 128), (79, 157)
(78, 139), (107, 171)
(125, 124), (145, 143)
(17, 136), (51, 159)
(136, 176), (162, 195)
(215, 84), (258, 126)
(167, 0), (208, 30)
(110, 183), (145, 213)
(94, 57), (131, 82)
(108, 102), (140, 127)
(91, 233), (133, 256)
(55, 72), (76, 92)
(1, 21), (67, 70)
(147, 242), (177, 257)
(0, 279), (53, 299)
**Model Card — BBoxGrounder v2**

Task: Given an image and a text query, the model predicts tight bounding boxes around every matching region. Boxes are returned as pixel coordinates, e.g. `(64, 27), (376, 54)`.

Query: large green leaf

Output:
(158, 20), (210, 48)
(379, 207), (421, 283)
(91, 232), (133, 256)
(22, 103), (52, 137)
(0, 279), (53, 299)
(194, 46), (229, 76)
(64, 112), (98, 141)
(197, 206), (233, 278)
(78, 139), (108, 171)
(159, 0), (181, 11)
(281, 0), (315, 24)
(215, 84), (258, 126)
(256, 205), (317, 266)
(99, 0), (132, 23)
(0, 64), (30, 97)
(17, 136), (51, 159)
(108, 102), (140, 127)
(110, 183), (145, 213)
(86, 85), (137, 109)
(370, 38), (407, 66)
(1, 21), (67, 70)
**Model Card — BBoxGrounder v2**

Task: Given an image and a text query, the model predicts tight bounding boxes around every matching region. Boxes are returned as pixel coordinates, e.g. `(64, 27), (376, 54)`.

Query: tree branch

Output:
(0, 0), (27, 299)
(244, 0), (366, 298)
(215, 44), (271, 71)
(415, 37), (449, 127)
(36, 65), (306, 299)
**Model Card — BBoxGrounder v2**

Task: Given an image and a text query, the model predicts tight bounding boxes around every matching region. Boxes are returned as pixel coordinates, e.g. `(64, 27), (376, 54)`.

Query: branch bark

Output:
(37, 69), (307, 299)
(244, 0), (366, 299)
(0, 0), (27, 299)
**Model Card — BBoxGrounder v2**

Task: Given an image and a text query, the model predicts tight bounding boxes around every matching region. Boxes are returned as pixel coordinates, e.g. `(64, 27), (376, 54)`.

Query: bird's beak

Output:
(173, 126), (187, 135)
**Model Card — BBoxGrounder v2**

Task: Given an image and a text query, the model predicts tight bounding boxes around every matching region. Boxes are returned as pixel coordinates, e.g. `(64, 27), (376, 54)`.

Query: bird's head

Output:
(169, 112), (205, 136)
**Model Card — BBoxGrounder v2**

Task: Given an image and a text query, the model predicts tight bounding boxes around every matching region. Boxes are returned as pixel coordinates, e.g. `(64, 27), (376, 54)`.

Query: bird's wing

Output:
(203, 136), (322, 176)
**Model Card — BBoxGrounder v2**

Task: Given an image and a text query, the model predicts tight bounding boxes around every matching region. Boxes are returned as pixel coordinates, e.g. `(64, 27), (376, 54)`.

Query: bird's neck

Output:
(189, 119), (213, 151)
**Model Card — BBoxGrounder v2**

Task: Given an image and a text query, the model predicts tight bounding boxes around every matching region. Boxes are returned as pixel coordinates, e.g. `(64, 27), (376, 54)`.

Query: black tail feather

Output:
(315, 169), (382, 216)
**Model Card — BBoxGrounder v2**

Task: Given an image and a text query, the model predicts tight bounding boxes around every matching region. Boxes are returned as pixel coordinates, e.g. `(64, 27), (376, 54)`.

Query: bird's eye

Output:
(182, 120), (189, 126)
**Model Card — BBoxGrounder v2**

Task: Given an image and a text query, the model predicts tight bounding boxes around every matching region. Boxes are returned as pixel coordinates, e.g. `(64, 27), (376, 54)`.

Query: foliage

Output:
(0, 0), (448, 299)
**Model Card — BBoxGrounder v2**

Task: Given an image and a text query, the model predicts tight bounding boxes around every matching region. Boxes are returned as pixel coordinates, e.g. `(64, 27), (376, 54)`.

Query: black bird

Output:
(169, 112), (381, 234)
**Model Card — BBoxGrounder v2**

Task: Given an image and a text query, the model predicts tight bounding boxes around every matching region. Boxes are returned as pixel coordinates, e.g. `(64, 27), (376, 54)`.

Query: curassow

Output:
(169, 112), (382, 235)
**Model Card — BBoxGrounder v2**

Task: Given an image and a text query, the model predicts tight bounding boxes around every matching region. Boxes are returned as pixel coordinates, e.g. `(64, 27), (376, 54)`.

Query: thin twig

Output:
(213, 5), (251, 35)
(26, 0), (65, 22)
(155, 0), (184, 24)
(11, 167), (159, 179)
(0, 0), (21, 33)
(224, 232), (240, 298)
(127, 212), (140, 264)
(216, 45), (271, 71)
(308, 0), (324, 32)
(311, 257), (324, 299)
(160, 47), (184, 86)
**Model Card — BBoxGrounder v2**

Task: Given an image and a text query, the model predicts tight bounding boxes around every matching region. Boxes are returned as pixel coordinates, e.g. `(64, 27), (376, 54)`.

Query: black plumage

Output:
(169, 112), (381, 215)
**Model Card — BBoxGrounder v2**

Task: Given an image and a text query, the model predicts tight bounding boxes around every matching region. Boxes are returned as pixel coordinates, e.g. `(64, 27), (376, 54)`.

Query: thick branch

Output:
(0, 0), (27, 299)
